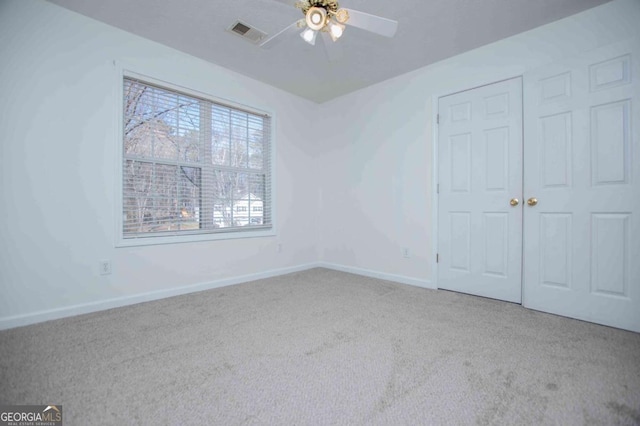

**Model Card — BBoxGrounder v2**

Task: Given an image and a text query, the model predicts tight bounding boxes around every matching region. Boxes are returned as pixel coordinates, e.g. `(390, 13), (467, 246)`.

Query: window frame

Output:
(114, 65), (276, 247)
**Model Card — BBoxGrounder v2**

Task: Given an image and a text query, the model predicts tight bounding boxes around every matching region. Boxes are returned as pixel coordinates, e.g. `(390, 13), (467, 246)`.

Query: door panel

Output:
(539, 213), (572, 288)
(523, 39), (640, 332)
(438, 77), (523, 303)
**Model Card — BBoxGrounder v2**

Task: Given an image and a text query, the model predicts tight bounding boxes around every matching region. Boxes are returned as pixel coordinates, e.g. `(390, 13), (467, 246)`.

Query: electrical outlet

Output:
(277, 243), (283, 253)
(402, 248), (411, 258)
(99, 260), (112, 275)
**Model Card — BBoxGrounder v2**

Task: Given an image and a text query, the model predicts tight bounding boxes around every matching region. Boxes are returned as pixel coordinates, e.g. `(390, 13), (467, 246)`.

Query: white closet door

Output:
(438, 77), (523, 303)
(523, 39), (640, 332)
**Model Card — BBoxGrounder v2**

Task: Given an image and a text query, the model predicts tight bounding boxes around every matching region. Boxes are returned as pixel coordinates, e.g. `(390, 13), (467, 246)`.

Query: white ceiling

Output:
(46, 0), (611, 103)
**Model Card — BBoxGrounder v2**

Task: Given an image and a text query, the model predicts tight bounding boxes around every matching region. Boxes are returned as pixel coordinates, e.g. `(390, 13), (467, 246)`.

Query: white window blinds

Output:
(122, 77), (272, 239)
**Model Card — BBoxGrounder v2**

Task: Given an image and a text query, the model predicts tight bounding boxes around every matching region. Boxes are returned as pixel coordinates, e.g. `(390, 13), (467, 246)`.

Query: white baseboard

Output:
(0, 263), (318, 330)
(318, 262), (435, 290)
(0, 262), (434, 330)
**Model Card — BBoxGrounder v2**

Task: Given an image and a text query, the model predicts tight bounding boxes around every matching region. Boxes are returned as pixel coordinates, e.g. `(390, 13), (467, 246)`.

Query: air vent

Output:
(227, 21), (267, 44)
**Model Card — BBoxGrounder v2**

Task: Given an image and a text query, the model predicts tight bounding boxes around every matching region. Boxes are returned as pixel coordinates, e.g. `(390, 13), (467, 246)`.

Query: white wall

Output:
(317, 0), (640, 286)
(0, 0), (321, 327)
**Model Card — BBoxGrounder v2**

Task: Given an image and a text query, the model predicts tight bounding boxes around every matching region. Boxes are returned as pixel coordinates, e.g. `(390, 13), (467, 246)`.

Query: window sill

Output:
(115, 227), (276, 247)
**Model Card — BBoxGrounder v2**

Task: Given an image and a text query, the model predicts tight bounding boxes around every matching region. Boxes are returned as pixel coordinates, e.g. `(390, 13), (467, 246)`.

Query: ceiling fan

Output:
(260, 0), (398, 60)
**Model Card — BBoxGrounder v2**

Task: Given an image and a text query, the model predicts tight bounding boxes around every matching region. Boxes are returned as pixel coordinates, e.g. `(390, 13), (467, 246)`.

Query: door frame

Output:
(432, 75), (524, 293)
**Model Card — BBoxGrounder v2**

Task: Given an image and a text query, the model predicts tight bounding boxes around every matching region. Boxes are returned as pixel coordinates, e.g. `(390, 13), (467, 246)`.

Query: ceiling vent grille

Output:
(228, 21), (267, 44)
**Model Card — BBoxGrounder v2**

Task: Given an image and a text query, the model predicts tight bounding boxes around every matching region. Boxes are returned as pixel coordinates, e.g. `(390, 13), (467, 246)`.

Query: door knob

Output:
(527, 197), (538, 207)
(510, 198), (519, 207)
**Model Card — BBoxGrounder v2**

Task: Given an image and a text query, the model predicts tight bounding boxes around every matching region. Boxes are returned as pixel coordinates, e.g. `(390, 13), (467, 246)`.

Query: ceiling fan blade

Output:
(320, 31), (343, 62)
(343, 8), (398, 38)
(259, 21), (300, 49)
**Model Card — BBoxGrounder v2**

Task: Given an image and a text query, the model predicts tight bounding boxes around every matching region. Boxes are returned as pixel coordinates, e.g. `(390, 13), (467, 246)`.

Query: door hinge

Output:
(436, 253), (439, 263)
(437, 183), (439, 194)
(436, 114), (440, 124)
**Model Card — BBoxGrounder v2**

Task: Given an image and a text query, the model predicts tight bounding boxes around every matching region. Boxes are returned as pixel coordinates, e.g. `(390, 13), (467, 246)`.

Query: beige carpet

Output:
(1, 268), (639, 425)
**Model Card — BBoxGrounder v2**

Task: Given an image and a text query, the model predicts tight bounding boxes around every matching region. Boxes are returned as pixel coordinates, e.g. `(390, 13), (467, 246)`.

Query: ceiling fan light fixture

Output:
(328, 20), (345, 42)
(301, 27), (317, 45)
(335, 8), (350, 24)
(306, 6), (327, 31)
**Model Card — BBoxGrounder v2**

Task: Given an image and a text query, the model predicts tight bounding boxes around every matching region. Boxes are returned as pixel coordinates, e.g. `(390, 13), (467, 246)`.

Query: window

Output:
(121, 76), (272, 243)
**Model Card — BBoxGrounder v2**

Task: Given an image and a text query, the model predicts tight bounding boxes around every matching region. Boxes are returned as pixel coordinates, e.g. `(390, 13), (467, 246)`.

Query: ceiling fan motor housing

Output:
(297, 0), (340, 16)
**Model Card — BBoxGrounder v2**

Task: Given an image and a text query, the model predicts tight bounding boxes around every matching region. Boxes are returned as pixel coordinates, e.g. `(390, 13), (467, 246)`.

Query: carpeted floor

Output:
(1, 268), (639, 425)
